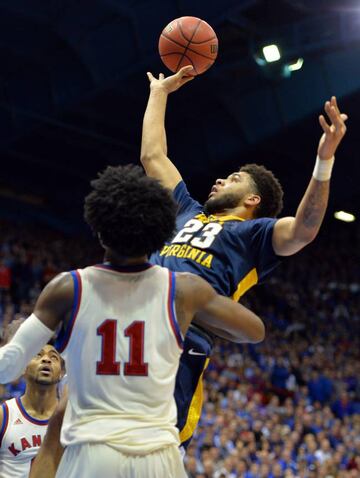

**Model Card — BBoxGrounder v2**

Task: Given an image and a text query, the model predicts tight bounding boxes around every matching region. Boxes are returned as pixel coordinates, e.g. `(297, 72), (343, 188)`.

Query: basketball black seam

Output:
(180, 54), (196, 69)
(161, 33), (217, 61)
(160, 52), (186, 57)
(178, 21), (197, 43)
(175, 18), (202, 74)
(161, 32), (188, 49)
(179, 29), (217, 45)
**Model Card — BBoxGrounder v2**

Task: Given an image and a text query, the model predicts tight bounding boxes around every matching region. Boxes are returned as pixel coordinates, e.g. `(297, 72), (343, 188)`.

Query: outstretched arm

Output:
(140, 66), (194, 190)
(273, 96), (348, 256)
(0, 273), (73, 383)
(29, 388), (67, 478)
(176, 273), (265, 344)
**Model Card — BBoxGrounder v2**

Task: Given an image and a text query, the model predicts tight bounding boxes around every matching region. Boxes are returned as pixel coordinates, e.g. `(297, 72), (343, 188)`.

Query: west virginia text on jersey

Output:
(152, 181), (280, 302)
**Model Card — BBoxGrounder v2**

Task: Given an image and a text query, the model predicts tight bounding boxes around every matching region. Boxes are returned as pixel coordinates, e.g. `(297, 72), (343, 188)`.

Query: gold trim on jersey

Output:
(195, 213), (246, 224)
(232, 267), (258, 302)
(179, 357), (210, 444)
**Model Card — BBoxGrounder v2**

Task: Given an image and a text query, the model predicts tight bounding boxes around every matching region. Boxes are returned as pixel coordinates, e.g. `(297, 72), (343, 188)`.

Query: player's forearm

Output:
(292, 176), (330, 243)
(199, 297), (265, 344)
(194, 320), (253, 343)
(141, 87), (169, 164)
(273, 157), (334, 256)
(0, 315), (53, 383)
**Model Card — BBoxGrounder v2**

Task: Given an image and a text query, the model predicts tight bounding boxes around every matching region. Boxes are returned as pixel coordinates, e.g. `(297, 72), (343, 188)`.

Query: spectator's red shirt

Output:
(0, 265), (11, 289)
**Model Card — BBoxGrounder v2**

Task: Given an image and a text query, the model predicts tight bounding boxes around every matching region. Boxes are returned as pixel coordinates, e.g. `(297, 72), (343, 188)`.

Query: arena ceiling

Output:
(0, 0), (359, 231)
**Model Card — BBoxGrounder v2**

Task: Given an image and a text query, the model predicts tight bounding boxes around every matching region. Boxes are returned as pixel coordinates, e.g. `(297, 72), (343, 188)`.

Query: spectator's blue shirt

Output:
(308, 374), (333, 404)
(271, 364), (290, 389)
(151, 181), (281, 299)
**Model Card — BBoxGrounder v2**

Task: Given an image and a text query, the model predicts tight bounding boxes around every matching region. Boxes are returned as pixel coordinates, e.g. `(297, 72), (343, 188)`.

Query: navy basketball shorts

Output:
(175, 324), (213, 450)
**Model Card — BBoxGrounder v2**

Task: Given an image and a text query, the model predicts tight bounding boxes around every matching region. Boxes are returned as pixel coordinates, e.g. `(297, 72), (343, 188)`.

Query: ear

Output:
(59, 368), (65, 381)
(244, 193), (261, 208)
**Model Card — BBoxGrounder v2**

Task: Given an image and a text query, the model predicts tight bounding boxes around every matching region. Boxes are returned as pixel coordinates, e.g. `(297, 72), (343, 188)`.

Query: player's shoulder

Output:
(173, 181), (202, 213)
(239, 217), (277, 233)
(175, 272), (213, 294)
(35, 271), (76, 315)
(247, 216), (276, 226)
(0, 398), (11, 428)
(44, 271), (74, 289)
(174, 273), (216, 313)
(40, 271), (75, 301)
(0, 397), (13, 408)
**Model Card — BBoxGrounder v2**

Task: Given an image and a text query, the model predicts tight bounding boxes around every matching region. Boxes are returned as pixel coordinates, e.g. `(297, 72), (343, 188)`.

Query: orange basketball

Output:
(158, 16), (218, 76)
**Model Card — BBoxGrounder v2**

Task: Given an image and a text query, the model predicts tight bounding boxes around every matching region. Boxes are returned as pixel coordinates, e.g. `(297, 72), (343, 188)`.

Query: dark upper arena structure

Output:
(0, 0), (359, 232)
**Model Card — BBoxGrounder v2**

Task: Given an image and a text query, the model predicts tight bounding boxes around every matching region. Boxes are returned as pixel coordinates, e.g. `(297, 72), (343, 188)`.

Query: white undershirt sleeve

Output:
(0, 314), (54, 383)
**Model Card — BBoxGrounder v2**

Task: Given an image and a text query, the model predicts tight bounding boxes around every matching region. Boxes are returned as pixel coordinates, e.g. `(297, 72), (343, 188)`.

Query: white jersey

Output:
(0, 397), (49, 478)
(57, 263), (184, 455)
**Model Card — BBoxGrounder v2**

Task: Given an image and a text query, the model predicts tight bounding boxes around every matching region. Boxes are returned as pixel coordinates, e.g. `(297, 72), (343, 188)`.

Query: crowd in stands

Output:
(185, 224), (360, 478)
(0, 220), (359, 478)
(0, 220), (100, 342)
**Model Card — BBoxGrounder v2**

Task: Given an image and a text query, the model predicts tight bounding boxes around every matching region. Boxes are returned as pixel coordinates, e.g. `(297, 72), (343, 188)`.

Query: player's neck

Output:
(104, 250), (149, 266)
(213, 205), (254, 220)
(21, 382), (58, 419)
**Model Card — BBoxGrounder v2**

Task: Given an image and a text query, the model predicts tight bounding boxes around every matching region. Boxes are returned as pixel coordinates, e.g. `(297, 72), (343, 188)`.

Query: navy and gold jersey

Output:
(151, 180), (281, 449)
(151, 181), (280, 300)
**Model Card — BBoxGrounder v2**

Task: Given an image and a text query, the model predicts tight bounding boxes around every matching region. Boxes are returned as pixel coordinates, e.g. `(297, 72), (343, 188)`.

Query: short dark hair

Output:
(84, 164), (177, 257)
(240, 163), (284, 218)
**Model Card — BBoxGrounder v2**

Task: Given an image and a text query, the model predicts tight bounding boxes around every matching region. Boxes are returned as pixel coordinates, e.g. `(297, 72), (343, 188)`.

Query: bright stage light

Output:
(262, 44), (281, 63)
(334, 211), (356, 223)
(287, 58), (304, 71)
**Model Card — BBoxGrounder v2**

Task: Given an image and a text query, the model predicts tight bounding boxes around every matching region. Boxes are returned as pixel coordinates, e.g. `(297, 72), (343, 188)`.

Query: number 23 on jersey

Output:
(172, 219), (223, 249)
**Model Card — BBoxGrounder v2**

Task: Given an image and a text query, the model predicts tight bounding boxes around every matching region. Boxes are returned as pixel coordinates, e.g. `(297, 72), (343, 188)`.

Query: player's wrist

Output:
(150, 84), (170, 95)
(312, 155), (335, 181)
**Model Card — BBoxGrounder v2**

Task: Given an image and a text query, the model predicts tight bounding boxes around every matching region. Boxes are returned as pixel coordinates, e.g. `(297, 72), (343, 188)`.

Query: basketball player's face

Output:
(26, 345), (63, 386)
(204, 171), (255, 215)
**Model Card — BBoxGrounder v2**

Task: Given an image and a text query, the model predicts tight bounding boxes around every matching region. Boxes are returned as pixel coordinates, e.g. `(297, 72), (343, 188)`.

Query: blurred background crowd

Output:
(0, 220), (359, 478)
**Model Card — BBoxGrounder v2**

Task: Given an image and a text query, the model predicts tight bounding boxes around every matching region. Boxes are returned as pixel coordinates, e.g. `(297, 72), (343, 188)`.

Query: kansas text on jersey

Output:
(0, 397), (49, 478)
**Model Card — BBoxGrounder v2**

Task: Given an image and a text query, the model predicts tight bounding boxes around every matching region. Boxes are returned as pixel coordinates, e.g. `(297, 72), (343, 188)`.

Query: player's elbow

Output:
(246, 319), (265, 344)
(140, 148), (164, 166)
(274, 233), (315, 257)
(252, 320), (266, 343)
(231, 318), (265, 344)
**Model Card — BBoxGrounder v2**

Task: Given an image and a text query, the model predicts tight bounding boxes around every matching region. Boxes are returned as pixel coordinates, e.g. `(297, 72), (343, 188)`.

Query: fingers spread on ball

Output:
(147, 72), (155, 82)
(319, 115), (331, 134)
(177, 65), (194, 77)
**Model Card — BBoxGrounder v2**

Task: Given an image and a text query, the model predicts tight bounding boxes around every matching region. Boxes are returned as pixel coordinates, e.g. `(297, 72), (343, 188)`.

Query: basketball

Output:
(158, 17), (218, 76)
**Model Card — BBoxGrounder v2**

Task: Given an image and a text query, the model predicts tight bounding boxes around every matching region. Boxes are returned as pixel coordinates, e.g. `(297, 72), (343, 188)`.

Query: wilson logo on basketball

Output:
(165, 23), (174, 33)
(210, 44), (218, 54)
